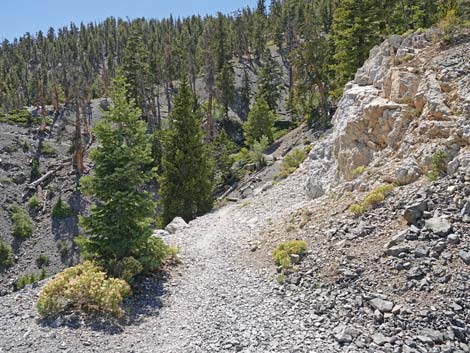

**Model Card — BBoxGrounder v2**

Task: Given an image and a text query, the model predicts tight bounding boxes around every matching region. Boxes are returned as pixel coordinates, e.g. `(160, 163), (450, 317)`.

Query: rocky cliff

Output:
(307, 29), (470, 198)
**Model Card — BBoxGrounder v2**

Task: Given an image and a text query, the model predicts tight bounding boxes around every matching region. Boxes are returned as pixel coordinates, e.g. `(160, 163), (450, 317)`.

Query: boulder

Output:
(165, 217), (189, 234)
(396, 157), (420, 185)
(152, 229), (170, 238)
(424, 217), (452, 236)
(369, 298), (394, 313)
(403, 201), (427, 225)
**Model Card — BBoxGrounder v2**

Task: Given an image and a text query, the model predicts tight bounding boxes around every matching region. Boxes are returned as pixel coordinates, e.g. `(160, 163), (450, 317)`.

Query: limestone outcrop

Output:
(307, 29), (470, 198)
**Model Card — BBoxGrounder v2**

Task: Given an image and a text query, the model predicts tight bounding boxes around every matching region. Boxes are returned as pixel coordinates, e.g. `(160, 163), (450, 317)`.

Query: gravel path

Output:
(1, 168), (336, 353)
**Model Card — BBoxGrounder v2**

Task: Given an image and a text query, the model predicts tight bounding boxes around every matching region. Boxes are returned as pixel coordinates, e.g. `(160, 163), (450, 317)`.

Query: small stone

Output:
(372, 332), (389, 346)
(290, 254), (300, 264)
(387, 230), (407, 248)
(414, 246), (429, 258)
(458, 250), (470, 265)
(447, 233), (460, 244)
(374, 309), (384, 323)
(369, 298), (394, 312)
(424, 216), (452, 236)
(385, 245), (411, 257)
(422, 328), (444, 343)
(403, 201), (427, 225)
(461, 201), (470, 217)
(334, 331), (353, 344)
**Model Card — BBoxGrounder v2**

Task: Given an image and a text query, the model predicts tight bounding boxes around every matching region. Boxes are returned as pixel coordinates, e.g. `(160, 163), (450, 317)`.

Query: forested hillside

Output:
(1, 0), (467, 125)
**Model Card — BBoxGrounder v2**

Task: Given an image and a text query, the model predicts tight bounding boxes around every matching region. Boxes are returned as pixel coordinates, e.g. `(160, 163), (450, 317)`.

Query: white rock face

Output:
(306, 29), (470, 198)
(165, 217), (189, 234)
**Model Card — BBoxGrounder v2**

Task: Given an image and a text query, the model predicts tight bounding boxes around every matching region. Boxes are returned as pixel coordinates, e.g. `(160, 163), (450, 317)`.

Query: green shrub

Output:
(40, 142), (57, 156)
(351, 165), (368, 178)
(28, 194), (40, 209)
(428, 150), (447, 181)
(105, 257), (143, 284)
(166, 245), (181, 264)
(10, 204), (33, 238)
(272, 128), (290, 141)
(31, 157), (41, 180)
(134, 236), (168, 273)
(15, 274), (35, 290)
(249, 136), (269, 167)
(273, 240), (307, 269)
(277, 148), (307, 179)
(58, 240), (68, 256)
(14, 273), (41, 291)
(52, 197), (73, 219)
(0, 110), (35, 126)
(0, 239), (14, 270)
(276, 273), (286, 285)
(349, 184), (395, 216)
(349, 203), (366, 216)
(36, 261), (131, 318)
(36, 254), (50, 268)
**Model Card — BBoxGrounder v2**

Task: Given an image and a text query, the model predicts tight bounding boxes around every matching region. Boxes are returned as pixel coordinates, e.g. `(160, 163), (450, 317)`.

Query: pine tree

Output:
(122, 27), (150, 119)
(158, 77), (214, 226)
(78, 75), (158, 263)
(331, 0), (384, 95)
(216, 61), (235, 118)
(257, 50), (283, 111)
(212, 129), (237, 187)
(244, 97), (275, 146)
(240, 69), (252, 119)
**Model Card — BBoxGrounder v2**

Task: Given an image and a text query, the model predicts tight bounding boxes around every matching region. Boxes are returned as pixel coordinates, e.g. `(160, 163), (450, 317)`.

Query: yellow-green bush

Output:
(349, 184), (395, 216)
(37, 261), (131, 318)
(273, 240), (307, 269)
(351, 165), (368, 178)
(277, 148), (307, 179)
(28, 194), (40, 209)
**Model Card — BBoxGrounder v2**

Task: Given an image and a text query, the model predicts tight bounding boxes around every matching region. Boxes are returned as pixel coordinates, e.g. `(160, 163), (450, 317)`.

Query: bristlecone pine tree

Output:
(77, 74), (161, 265)
(159, 77), (214, 226)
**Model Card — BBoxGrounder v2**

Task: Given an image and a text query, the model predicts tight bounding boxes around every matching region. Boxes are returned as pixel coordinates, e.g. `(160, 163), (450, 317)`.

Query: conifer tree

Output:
(216, 62), (235, 118)
(158, 77), (214, 226)
(78, 75), (159, 265)
(244, 97), (275, 146)
(331, 0), (384, 94)
(257, 50), (283, 111)
(240, 69), (252, 119)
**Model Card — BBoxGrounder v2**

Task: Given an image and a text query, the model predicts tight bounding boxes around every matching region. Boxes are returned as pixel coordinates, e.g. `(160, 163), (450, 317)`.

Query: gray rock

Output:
(461, 201), (470, 217)
(386, 230), (407, 248)
(422, 328), (444, 343)
(425, 216), (452, 236)
(385, 245), (411, 257)
(414, 246), (429, 258)
(403, 201), (427, 225)
(165, 217), (189, 234)
(152, 229), (170, 238)
(459, 250), (470, 265)
(369, 298), (394, 312)
(396, 157), (420, 185)
(372, 332), (389, 346)
(447, 233), (460, 244)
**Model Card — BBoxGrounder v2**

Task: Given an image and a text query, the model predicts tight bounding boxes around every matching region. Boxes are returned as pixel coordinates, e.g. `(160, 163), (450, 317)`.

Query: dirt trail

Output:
(1, 169), (333, 353)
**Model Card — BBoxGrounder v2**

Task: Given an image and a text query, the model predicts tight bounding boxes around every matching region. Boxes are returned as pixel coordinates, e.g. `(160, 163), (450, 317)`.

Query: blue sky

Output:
(0, 0), (258, 41)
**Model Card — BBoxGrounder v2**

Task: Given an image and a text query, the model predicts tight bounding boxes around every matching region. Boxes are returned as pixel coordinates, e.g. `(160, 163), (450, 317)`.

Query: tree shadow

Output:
(38, 272), (169, 335)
